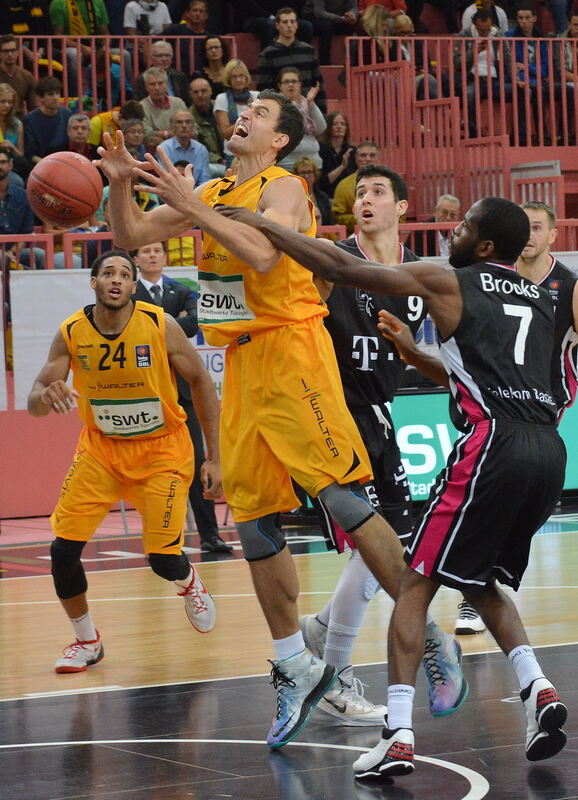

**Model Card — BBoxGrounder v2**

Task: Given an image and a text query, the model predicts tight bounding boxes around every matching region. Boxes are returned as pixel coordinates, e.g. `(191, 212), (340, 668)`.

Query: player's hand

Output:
(40, 381), (79, 414)
(200, 459), (224, 501)
(133, 148), (198, 217)
(94, 130), (149, 182)
(377, 310), (419, 365)
(216, 205), (262, 228)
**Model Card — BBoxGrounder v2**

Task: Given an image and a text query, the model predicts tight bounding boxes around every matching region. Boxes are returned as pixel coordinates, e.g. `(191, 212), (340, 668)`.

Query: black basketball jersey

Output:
(528, 256), (578, 421)
(326, 236), (427, 409)
(443, 262), (557, 429)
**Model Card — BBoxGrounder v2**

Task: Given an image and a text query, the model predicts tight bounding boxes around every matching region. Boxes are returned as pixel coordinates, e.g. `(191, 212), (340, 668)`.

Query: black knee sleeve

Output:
(148, 552), (191, 581)
(50, 537), (87, 600)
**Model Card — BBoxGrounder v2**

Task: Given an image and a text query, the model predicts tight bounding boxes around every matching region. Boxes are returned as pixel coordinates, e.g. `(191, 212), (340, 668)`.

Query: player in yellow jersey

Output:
(95, 91), (464, 748)
(28, 251), (222, 674)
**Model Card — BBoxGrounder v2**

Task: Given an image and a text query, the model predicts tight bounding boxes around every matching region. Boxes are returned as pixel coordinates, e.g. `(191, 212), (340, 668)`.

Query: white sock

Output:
(70, 612), (97, 642)
(274, 631), (306, 661)
(174, 566), (194, 591)
(508, 645), (544, 690)
(325, 550), (376, 669)
(316, 601), (331, 627)
(387, 684), (415, 730)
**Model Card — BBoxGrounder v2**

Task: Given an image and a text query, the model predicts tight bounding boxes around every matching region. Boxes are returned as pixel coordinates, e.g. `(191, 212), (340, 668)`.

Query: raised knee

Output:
(148, 552), (190, 581)
(237, 514), (286, 561)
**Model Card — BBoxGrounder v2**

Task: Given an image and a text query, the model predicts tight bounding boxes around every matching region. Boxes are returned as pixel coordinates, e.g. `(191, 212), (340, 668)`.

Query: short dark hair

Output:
(189, 0), (208, 9)
(476, 197), (531, 261)
(521, 200), (556, 227)
(35, 76), (62, 97)
(277, 65), (301, 85)
(355, 164), (408, 202)
(173, 159), (190, 168)
(516, 2), (536, 14)
(119, 99), (145, 121)
(91, 249), (137, 280)
(472, 9), (493, 23)
(0, 34), (18, 51)
(257, 89), (304, 162)
(0, 145), (13, 161)
(276, 6), (297, 21)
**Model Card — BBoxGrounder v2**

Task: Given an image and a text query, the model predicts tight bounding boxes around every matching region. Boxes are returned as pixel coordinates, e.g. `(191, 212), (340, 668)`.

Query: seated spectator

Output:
(88, 99), (144, 148)
(548, 0), (572, 35)
(555, 10), (578, 140)
(350, 3), (391, 66)
(276, 67), (326, 171)
(255, 6), (327, 113)
(359, 0), (406, 16)
(390, 14), (438, 98)
(318, 110), (356, 196)
(86, 48), (133, 111)
(455, 10), (511, 138)
(134, 40), (190, 104)
(164, 0), (213, 77)
(0, 34), (37, 114)
(124, 0), (172, 35)
(196, 36), (229, 98)
(302, 0), (359, 64)
(23, 76), (73, 164)
(213, 60), (258, 167)
(41, 216), (101, 268)
(506, 2), (549, 145)
(461, 0), (509, 33)
(0, 83), (31, 181)
(413, 193), (461, 257)
(332, 140), (379, 233)
(188, 75), (225, 177)
(157, 109), (211, 185)
(67, 112), (97, 159)
(240, 2), (313, 49)
(0, 145), (44, 269)
(139, 66), (187, 148)
(121, 118), (147, 159)
(294, 156), (333, 225)
(49, 0), (111, 95)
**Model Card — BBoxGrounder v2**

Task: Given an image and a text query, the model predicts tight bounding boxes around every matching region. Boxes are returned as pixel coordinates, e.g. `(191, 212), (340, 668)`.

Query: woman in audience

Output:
(0, 83), (29, 180)
(121, 118), (147, 159)
(293, 156), (333, 226)
(390, 13), (438, 99)
(214, 59), (258, 167)
(198, 36), (230, 98)
(350, 3), (392, 65)
(318, 110), (356, 196)
(276, 67), (326, 172)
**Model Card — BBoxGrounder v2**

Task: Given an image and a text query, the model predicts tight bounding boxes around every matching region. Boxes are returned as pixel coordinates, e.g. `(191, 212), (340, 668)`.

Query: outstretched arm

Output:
(377, 310), (449, 388)
(28, 331), (77, 416)
(164, 316), (222, 500)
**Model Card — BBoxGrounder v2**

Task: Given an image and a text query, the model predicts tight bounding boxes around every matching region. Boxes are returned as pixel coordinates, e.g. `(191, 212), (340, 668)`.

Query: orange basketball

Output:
(27, 151), (104, 226)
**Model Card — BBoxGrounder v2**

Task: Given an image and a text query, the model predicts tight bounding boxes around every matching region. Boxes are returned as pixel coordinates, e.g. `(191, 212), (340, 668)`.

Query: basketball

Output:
(27, 151), (103, 225)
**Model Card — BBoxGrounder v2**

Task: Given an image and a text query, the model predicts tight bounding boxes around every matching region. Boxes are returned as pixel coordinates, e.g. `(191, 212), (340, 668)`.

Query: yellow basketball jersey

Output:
(199, 165), (327, 346)
(61, 301), (187, 439)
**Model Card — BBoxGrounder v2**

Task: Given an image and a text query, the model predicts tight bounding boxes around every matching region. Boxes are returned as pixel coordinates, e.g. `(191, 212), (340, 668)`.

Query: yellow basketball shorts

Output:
(221, 316), (372, 522)
(51, 424), (194, 555)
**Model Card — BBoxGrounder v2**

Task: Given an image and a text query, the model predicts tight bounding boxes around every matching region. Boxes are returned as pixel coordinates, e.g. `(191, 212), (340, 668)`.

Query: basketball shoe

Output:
(353, 726), (415, 779)
(522, 677), (567, 761)
(318, 666), (387, 726)
(177, 568), (216, 633)
(266, 649), (337, 748)
(423, 623), (469, 716)
(54, 632), (104, 673)
(455, 600), (486, 635)
(299, 613), (327, 659)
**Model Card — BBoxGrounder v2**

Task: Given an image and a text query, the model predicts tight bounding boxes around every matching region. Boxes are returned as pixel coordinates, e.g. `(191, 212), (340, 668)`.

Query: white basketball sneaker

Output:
(54, 631), (104, 673)
(317, 666), (387, 726)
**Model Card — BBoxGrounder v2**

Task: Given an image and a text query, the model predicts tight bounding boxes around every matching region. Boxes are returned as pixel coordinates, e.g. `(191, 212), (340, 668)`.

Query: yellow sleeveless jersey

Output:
(199, 165), (327, 346)
(61, 301), (186, 439)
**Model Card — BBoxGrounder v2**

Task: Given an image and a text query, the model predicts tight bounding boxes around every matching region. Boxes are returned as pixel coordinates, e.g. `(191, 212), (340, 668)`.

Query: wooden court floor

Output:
(1, 514), (577, 799)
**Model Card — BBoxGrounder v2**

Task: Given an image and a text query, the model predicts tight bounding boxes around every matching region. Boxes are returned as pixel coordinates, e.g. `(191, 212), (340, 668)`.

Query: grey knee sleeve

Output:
(148, 552), (190, 581)
(317, 482), (375, 533)
(50, 537), (87, 599)
(237, 513), (286, 561)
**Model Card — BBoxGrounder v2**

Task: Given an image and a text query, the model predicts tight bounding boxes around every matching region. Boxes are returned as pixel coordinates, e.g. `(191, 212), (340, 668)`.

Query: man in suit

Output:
(133, 241), (232, 553)
(414, 194), (461, 258)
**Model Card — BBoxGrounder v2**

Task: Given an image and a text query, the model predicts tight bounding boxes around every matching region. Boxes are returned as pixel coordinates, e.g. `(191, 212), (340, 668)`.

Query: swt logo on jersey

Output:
(135, 345), (151, 367)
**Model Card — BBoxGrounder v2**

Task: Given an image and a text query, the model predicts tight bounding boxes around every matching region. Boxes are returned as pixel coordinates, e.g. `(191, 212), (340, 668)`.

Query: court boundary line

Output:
(1, 640), (576, 705)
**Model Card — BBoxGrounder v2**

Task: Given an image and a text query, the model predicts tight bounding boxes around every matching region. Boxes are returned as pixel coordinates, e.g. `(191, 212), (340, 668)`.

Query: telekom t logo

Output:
(352, 336), (379, 371)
